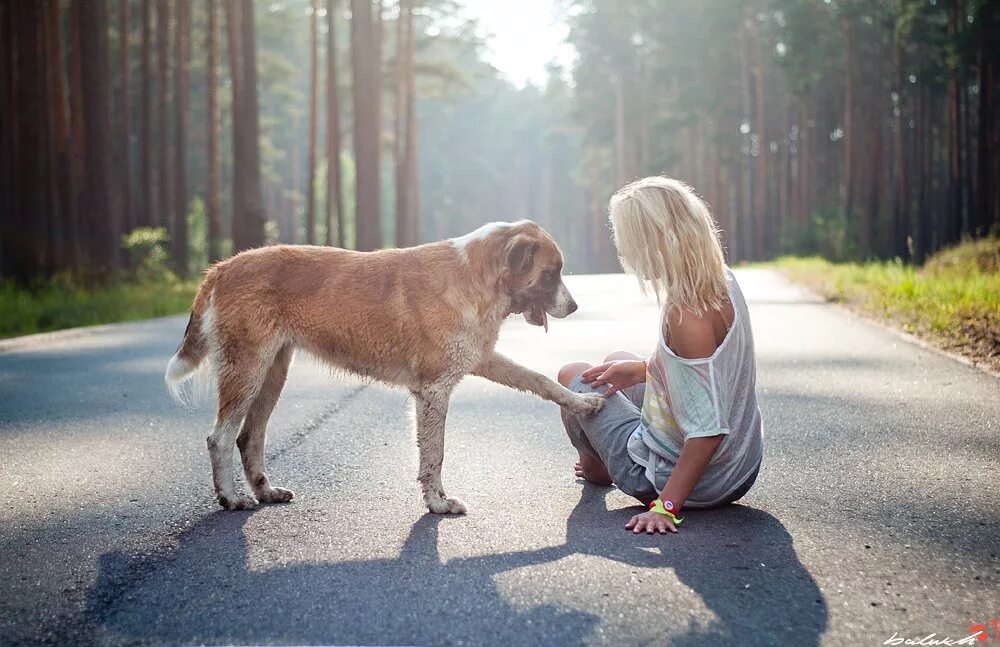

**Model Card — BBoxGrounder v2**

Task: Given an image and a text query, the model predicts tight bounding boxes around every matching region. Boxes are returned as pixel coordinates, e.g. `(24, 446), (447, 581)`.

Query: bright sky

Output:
(459, 0), (575, 88)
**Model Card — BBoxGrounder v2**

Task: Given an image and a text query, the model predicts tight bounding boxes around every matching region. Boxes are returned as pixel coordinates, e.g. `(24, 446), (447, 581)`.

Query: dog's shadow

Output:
(87, 487), (827, 646)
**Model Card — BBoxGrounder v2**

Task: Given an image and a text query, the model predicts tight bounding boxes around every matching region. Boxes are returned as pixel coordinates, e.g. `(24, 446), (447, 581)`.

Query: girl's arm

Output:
(580, 359), (646, 396)
(627, 308), (725, 534)
(626, 435), (724, 534)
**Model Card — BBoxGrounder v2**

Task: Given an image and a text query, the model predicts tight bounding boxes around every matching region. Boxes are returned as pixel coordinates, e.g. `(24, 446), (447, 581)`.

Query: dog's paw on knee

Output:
(258, 487), (295, 504)
(568, 392), (605, 416)
(426, 496), (468, 515)
(218, 494), (259, 511)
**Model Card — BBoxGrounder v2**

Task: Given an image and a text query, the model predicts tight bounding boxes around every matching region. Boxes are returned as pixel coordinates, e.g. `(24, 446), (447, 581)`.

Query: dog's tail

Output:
(165, 269), (218, 404)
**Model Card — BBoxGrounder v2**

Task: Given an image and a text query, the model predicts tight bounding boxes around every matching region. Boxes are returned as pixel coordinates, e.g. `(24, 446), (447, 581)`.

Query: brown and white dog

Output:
(165, 220), (604, 514)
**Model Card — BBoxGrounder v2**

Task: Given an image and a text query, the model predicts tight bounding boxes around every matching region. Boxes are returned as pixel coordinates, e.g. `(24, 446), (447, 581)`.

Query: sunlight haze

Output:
(460, 0), (574, 87)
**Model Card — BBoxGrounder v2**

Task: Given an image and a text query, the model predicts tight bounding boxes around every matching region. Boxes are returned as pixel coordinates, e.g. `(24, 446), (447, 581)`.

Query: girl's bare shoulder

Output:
(664, 301), (735, 360)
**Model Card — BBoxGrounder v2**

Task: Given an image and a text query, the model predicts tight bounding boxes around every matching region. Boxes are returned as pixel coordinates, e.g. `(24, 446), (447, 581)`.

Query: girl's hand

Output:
(581, 360), (645, 396)
(626, 510), (678, 534)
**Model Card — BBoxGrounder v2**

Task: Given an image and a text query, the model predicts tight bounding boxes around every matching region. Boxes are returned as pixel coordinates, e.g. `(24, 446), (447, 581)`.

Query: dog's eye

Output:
(545, 270), (558, 282)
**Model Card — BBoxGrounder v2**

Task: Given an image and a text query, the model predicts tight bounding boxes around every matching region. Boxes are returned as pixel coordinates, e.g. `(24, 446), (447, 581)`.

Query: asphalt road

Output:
(1, 270), (998, 647)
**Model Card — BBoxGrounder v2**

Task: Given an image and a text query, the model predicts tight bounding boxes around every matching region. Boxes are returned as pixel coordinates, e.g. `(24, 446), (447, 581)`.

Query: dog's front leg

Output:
(472, 352), (604, 416)
(412, 383), (467, 515)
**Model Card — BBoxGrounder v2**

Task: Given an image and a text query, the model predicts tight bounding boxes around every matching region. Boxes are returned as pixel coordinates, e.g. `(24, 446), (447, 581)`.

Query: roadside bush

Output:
(783, 206), (861, 262)
(122, 227), (174, 282)
(774, 237), (1000, 372)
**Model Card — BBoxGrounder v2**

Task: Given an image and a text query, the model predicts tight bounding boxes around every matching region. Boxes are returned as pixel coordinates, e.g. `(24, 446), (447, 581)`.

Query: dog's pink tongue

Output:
(542, 310), (548, 333)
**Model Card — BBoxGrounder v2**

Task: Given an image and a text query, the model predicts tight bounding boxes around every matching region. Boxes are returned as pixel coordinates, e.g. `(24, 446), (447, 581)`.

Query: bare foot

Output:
(574, 454), (613, 486)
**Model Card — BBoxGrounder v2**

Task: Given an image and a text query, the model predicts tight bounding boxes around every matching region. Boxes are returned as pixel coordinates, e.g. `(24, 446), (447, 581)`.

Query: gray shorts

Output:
(563, 374), (758, 506)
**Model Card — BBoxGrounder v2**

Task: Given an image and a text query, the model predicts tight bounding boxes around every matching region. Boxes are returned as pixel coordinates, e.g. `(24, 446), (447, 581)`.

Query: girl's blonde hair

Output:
(608, 176), (728, 317)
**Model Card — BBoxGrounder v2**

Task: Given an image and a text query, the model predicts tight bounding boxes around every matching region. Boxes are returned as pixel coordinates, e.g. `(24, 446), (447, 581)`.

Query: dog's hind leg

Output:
(237, 344), (295, 505)
(413, 382), (467, 515)
(208, 349), (274, 511)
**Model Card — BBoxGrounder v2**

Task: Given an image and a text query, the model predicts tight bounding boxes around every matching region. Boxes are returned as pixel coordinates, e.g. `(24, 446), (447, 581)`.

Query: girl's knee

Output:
(603, 349), (643, 363)
(558, 361), (591, 387)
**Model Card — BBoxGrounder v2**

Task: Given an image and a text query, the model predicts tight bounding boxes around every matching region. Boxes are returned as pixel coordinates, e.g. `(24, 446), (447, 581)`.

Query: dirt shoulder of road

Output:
(768, 238), (1000, 375)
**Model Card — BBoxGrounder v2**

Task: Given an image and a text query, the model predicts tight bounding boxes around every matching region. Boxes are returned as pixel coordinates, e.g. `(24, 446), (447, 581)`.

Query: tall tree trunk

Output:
(47, 0), (76, 271)
(402, 0), (418, 246)
(69, 0), (85, 236)
(842, 13), (855, 222)
(613, 69), (627, 187)
(118, 0), (133, 237)
(42, 4), (59, 274)
(892, 38), (908, 259)
(239, 0), (265, 248)
(172, 0), (189, 275)
(737, 4), (754, 263)
(963, 48), (975, 239)
(0, 0), (12, 276)
(713, 142), (732, 261)
(351, 0), (382, 251)
(862, 11), (883, 257)
(326, 0), (344, 247)
(206, 0), (221, 262)
(375, 0), (383, 134)
(866, 113), (883, 257)
(306, 0), (319, 245)
(978, 2), (996, 235)
(946, 1), (962, 247)
(917, 84), (932, 263)
(226, 0), (265, 252)
(778, 110), (789, 251)
(291, 114), (302, 242)
(637, 59), (650, 174)
(799, 104), (811, 232)
(156, 0), (171, 230)
(590, 151), (603, 270)
(789, 107), (800, 229)
(752, 16), (768, 259)
(394, 0), (405, 246)
(9, 1), (49, 280)
(140, 0), (153, 227)
(79, 0), (121, 278)
(394, 0), (417, 247)
(225, 0), (244, 249)
(41, 0), (58, 272)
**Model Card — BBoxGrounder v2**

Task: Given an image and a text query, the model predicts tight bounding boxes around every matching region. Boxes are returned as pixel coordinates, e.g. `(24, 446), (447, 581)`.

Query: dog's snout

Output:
(549, 281), (577, 318)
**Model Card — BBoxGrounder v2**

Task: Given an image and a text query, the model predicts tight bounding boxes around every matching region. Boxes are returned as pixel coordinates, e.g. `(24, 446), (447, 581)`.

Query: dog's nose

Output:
(566, 299), (578, 315)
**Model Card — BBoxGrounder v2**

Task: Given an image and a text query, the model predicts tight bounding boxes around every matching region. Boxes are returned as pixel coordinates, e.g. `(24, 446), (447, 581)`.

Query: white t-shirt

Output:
(626, 268), (763, 507)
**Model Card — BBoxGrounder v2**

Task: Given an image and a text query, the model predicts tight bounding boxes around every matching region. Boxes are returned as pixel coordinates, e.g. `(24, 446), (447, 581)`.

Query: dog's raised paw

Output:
(427, 496), (468, 515)
(218, 494), (259, 511)
(568, 392), (605, 416)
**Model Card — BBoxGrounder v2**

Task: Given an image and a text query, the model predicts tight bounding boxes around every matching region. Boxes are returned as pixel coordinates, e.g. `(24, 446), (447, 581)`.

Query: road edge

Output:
(779, 272), (1000, 380)
(0, 314), (189, 354)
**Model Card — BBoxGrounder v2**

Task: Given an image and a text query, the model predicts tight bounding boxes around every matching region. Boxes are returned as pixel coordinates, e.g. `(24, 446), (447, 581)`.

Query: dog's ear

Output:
(505, 235), (538, 272)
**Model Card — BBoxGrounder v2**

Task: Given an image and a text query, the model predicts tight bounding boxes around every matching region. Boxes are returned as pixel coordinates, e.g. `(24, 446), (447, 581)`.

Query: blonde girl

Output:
(558, 176), (763, 535)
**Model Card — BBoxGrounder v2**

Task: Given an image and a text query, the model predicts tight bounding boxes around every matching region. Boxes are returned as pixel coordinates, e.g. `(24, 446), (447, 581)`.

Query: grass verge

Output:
(771, 238), (1000, 373)
(0, 278), (197, 340)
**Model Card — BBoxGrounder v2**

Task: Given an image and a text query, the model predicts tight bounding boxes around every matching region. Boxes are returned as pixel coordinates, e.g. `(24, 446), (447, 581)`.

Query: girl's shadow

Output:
(88, 486), (826, 646)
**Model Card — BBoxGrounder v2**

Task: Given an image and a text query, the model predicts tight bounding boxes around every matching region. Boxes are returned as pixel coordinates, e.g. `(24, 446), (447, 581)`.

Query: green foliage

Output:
(187, 197), (208, 272)
(122, 227), (175, 282)
(265, 220), (281, 246)
(0, 278), (197, 339)
(783, 206), (861, 262)
(923, 236), (1000, 275)
(775, 237), (1000, 370)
